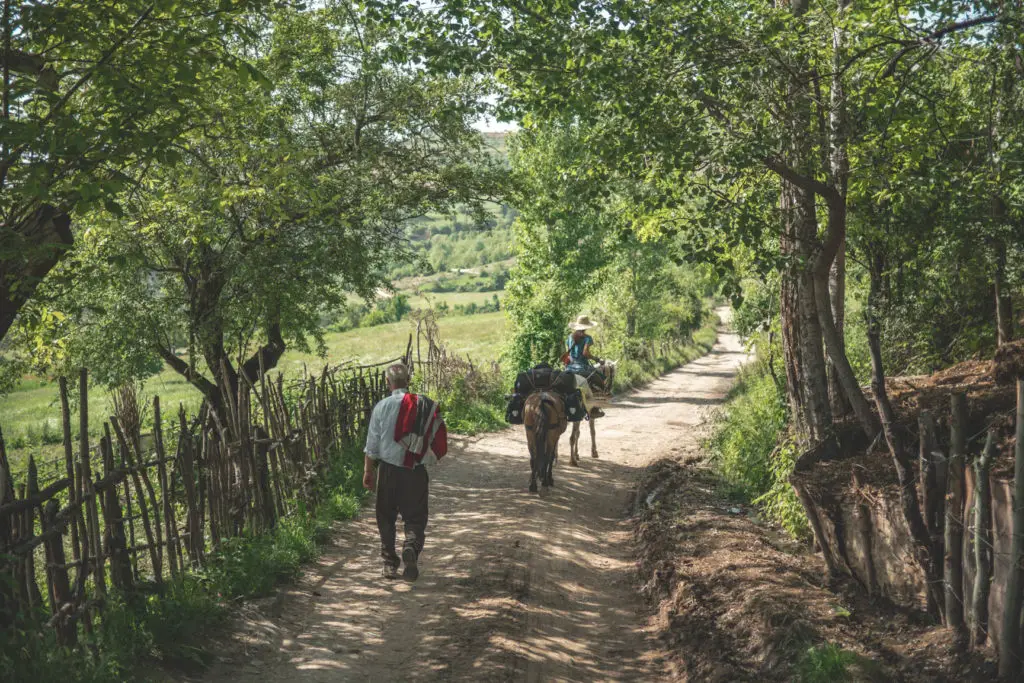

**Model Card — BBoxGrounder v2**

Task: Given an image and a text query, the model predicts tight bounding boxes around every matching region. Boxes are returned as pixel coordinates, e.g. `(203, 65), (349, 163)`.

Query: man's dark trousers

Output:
(375, 460), (429, 566)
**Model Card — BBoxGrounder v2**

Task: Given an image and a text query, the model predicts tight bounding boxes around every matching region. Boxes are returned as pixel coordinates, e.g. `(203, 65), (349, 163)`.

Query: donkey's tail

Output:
(533, 394), (554, 465)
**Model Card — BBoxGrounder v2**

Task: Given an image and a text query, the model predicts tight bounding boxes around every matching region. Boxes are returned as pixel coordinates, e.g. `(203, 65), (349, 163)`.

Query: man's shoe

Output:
(382, 561), (399, 580)
(402, 547), (419, 581)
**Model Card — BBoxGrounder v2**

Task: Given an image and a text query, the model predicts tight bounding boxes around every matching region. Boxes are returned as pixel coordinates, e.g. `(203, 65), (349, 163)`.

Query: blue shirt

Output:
(567, 334), (593, 364)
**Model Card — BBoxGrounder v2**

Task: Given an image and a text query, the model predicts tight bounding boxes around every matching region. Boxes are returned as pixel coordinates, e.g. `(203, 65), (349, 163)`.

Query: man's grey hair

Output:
(386, 363), (410, 388)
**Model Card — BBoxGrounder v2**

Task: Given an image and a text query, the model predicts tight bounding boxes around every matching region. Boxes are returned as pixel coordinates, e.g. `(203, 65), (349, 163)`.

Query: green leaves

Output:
(4, 1), (507, 391)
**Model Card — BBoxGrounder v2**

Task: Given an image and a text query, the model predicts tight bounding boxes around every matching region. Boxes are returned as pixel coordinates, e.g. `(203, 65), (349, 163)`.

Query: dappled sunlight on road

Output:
(192, 309), (747, 682)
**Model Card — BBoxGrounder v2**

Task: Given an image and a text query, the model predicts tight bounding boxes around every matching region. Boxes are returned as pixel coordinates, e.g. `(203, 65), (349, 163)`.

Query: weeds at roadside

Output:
(706, 352), (811, 540)
(796, 642), (858, 683)
(612, 316), (718, 392)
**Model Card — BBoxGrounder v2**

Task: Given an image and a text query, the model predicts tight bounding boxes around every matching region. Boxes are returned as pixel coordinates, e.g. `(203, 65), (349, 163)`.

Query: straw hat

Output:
(569, 314), (598, 331)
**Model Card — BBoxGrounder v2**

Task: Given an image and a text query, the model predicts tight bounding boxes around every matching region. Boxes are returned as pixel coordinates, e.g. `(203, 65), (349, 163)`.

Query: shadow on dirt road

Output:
(192, 309), (746, 682)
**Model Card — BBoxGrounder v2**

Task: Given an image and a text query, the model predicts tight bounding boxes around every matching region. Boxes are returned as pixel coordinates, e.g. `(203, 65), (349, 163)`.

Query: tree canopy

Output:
(1, 1), (504, 408)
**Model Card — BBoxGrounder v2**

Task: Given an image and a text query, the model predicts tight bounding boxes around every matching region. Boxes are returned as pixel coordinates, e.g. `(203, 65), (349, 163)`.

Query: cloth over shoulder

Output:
(394, 392), (448, 469)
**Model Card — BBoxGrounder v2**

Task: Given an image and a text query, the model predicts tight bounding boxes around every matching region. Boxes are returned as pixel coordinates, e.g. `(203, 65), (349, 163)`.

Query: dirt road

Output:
(198, 309), (746, 682)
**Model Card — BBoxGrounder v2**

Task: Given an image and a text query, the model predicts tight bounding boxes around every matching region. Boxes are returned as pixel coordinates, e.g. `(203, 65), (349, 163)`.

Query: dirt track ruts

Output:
(194, 308), (747, 682)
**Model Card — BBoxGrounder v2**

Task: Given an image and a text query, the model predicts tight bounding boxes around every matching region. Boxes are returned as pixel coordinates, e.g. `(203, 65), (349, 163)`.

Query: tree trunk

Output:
(919, 410), (945, 620)
(773, 0), (833, 445)
(0, 206), (72, 341)
(867, 259), (940, 614)
(995, 242), (1013, 346)
(945, 392), (967, 642)
(999, 379), (1024, 680)
(827, 246), (851, 416)
(826, 0), (852, 419)
(161, 255), (287, 417)
(780, 186), (831, 444)
(971, 429), (995, 649)
(810, 0), (878, 438)
(812, 196), (877, 438)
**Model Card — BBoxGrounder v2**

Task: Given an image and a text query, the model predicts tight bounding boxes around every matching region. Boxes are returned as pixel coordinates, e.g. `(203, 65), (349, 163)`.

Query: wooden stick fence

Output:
(0, 347), (410, 647)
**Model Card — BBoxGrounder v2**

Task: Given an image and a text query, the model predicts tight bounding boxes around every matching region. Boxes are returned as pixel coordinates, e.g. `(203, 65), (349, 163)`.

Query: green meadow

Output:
(0, 311), (507, 471)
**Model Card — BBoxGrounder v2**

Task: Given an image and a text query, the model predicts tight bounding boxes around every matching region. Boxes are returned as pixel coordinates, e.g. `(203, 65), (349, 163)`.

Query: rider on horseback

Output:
(564, 315), (606, 419)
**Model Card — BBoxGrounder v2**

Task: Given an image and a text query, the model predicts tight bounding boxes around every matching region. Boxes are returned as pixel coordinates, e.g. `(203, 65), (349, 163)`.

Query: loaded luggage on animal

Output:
(507, 314), (617, 490)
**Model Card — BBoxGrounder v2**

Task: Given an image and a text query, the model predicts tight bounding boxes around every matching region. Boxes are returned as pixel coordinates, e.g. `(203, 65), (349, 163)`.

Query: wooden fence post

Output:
(100, 434), (132, 592)
(945, 393), (966, 640)
(79, 369), (106, 598)
(1000, 379), (1024, 679)
(42, 499), (76, 646)
(0, 429), (16, 626)
(153, 397), (179, 579)
(176, 406), (204, 567)
(918, 410), (945, 620)
(970, 429), (995, 649)
(58, 377), (82, 568)
(111, 417), (161, 583)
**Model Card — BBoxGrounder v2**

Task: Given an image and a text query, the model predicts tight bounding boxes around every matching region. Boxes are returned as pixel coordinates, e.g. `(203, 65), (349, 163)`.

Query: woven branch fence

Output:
(0, 343), (412, 647)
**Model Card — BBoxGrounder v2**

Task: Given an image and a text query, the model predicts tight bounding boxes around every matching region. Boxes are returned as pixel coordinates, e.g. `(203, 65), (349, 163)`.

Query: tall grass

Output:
(706, 354), (810, 540)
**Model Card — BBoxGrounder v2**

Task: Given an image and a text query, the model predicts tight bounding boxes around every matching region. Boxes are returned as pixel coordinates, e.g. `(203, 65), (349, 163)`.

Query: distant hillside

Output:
(482, 131), (509, 159)
(389, 131), (517, 280)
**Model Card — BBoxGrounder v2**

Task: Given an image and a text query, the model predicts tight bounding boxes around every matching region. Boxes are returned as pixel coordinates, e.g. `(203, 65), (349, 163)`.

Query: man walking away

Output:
(363, 363), (447, 581)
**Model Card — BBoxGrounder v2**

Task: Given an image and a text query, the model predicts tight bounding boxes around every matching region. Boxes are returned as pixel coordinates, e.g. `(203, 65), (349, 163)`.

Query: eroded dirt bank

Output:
(188, 311), (745, 682)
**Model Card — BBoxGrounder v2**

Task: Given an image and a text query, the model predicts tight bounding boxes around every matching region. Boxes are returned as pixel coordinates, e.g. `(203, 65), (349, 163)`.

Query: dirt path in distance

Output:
(191, 308), (746, 683)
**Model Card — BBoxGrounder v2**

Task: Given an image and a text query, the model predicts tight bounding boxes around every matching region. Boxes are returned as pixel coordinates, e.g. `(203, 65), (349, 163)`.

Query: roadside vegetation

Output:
(0, 440), (368, 683)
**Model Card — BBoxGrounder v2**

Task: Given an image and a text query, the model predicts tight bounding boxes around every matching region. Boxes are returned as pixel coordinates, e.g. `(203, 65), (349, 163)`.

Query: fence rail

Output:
(0, 346), (412, 646)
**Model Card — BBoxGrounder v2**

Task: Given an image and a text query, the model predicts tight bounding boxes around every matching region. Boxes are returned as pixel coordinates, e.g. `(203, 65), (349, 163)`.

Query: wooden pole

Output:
(58, 377), (81, 566)
(111, 418), (161, 582)
(25, 458), (45, 611)
(42, 499), (76, 646)
(79, 369), (106, 598)
(153, 397), (178, 578)
(100, 434), (132, 592)
(1000, 379), (1024, 679)
(971, 429), (995, 649)
(918, 410), (944, 620)
(176, 406), (203, 566)
(945, 393), (966, 640)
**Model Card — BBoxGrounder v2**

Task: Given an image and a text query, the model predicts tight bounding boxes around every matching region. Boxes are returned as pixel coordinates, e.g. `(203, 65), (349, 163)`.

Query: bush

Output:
(707, 355), (810, 539)
(611, 315), (718, 392)
(796, 643), (858, 683)
(432, 373), (506, 434)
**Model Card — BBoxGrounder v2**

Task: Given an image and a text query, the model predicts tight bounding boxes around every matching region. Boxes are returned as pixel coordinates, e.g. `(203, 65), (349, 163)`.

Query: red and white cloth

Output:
(394, 392), (448, 469)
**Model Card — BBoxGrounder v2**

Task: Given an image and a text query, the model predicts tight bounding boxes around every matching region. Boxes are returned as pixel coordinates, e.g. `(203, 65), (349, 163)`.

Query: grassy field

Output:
(0, 311), (507, 468)
(408, 290), (504, 309)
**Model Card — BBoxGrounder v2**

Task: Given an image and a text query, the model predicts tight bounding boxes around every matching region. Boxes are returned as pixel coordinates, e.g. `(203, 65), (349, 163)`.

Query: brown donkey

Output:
(523, 391), (567, 492)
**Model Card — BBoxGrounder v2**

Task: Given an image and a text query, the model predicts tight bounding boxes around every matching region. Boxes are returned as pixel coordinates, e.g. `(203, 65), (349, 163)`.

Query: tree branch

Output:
(762, 155), (840, 204)
(156, 344), (218, 404)
(0, 3), (156, 173)
(881, 14), (999, 79)
(239, 319), (286, 385)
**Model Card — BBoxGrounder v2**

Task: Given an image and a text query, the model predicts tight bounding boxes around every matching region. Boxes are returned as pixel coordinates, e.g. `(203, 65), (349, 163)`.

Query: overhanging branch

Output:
(881, 14), (999, 79)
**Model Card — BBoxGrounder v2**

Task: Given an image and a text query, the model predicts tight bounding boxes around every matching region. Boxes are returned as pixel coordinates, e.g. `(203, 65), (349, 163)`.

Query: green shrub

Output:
(707, 355), (809, 539)
(427, 371), (506, 435)
(1, 577), (226, 682)
(796, 643), (858, 683)
(753, 437), (811, 539)
(708, 360), (786, 495)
